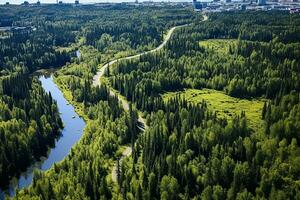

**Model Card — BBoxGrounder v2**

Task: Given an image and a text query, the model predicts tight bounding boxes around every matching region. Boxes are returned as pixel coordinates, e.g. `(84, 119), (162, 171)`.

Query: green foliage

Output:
(1, 4), (194, 192)
(0, 74), (62, 187)
(160, 175), (179, 200)
(3, 7), (300, 200)
(163, 88), (265, 131)
(11, 55), (140, 200)
(107, 11), (300, 199)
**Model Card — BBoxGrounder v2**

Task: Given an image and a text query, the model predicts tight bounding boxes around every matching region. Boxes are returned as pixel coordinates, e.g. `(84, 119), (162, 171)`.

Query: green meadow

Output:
(163, 88), (265, 132)
(199, 39), (238, 54)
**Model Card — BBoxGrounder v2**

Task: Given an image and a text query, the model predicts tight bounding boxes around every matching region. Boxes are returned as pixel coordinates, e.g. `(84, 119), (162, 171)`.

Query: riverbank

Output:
(0, 75), (85, 199)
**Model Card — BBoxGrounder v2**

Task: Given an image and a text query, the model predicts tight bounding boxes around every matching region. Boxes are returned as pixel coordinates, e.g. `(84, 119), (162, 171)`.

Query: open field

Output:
(163, 88), (265, 132)
(199, 39), (238, 54)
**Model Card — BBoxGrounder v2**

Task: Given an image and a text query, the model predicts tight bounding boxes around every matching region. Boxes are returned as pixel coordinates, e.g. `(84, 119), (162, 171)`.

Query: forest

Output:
(108, 11), (300, 199)
(0, 3), (196, 198)
(0, 5), (299, 200)
(0, 74), (63, 187)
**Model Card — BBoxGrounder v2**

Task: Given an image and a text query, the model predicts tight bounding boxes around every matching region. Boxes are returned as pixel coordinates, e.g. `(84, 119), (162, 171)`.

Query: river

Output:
(0, 75), (85, 199)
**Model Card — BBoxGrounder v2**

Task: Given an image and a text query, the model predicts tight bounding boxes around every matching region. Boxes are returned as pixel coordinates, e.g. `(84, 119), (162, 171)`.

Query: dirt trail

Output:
(92, 15), (208, 183)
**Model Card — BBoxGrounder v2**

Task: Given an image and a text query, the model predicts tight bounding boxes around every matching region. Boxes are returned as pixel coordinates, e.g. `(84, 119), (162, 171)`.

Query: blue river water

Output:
(0, 75), (85, 199)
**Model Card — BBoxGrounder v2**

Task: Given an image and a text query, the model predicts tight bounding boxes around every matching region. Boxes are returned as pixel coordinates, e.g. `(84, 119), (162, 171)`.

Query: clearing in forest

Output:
(163, 88), (265, 132)
(199, 39), (238, 54)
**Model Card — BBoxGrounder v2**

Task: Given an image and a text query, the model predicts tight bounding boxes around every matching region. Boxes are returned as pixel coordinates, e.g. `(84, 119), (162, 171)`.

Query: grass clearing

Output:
(55, 36), (86, 53)
(54, 75), (87, 121)
(199, 39), (238, 54)
(163, 88), (265, 132)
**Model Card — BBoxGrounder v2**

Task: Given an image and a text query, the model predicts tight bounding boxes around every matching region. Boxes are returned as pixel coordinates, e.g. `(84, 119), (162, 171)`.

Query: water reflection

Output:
(0, 75), (85, 199)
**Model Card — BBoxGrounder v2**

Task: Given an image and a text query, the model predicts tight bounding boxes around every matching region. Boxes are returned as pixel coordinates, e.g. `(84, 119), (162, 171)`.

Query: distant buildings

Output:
(75, 0), (79, 4)
(198, 0), (299, 13)
(5, 2), (9, 5)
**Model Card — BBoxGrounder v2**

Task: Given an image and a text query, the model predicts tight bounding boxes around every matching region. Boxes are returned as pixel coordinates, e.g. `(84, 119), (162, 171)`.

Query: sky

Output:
(1, 0), (188, 4)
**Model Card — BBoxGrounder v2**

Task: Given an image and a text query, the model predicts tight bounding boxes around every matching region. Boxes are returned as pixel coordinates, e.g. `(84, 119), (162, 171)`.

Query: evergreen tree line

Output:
(83, 6), (196, 53)
(106, 11), (300, 199)
(0, 4), (187, 190)
(0, 74), (63, 188)
(116, 93), (300, 199)
(0, 28), (71, 75)
(193, 11), (300, 43)
(0, 3), (195, 195)
(110, 12), (300, 99)
(11, 53), (141, 200)
(6, 8), (300, 200)
(11, 97), (136, 200)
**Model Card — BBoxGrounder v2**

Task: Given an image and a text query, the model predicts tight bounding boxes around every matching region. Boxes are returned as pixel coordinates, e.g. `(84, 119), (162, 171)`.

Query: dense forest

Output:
(0, 74), (63, 187)
(0, 4), (194, 75)
(110, 12), (300, 104)
(1, 5), (299, 200)
(0, 3), (196, 198)
(10, 40), (140, 200)
(108, 11), (300, 199)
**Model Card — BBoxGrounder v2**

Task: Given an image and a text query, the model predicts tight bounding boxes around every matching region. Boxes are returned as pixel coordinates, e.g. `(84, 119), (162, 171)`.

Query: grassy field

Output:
(54, 75), (88, 121)
(199, 39), (238, 54)
(163, 88), (265, 132)
(55, 37), (86, 53)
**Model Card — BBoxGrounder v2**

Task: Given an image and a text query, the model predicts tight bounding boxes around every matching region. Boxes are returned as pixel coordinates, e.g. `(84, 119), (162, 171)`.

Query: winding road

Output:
(92, 14), (208, 183)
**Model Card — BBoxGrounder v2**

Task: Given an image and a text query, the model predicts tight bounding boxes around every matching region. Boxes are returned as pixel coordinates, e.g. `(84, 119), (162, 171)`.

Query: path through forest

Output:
(92, 14), (208, 183)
